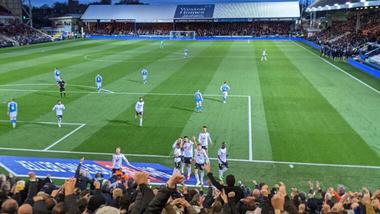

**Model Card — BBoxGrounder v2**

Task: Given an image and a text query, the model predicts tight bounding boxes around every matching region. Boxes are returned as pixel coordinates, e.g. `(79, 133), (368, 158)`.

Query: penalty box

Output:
(0, 120), (86, 151)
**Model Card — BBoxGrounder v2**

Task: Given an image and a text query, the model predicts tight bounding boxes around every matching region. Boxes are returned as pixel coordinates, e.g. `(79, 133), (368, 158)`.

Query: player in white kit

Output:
(54, 67), (62, 82)
(182, 136), (195, 180)
(172, 138), (184, 173)
(95, 74), (102, 93)
(261, 49), (267, 61)
(217, 142), (228, 180)
(111, 147), (130, 173)
(184, 48), (189, 58)
(160, 41), (165, 48)
(135, 97), (144, 127)
(7, 98), (17, 128)
(220, 81), (231, 104)
(52, 100), (65, 127)
(194, 144), (209, 187)
(173, 141), (183, 174)
(198, 125), (212, 153)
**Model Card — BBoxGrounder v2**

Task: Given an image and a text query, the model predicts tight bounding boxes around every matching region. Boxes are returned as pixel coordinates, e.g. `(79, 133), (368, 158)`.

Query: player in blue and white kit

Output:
(54, 67), (61, 82)
(194, 90), (203, 112)
(184, 48), (189, 58)
(220, 81), (231, 104)
(7, 98), (17, 128)
(95, 74), (102, 93)
(194, 143), (209, 187)
(141, 68), (148, 84)
(160, 41), (164, 48)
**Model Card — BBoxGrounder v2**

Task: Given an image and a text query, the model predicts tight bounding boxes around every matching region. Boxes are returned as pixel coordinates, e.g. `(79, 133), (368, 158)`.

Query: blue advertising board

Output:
(0, 156), (199, 186)
(175, 4), (215, 19)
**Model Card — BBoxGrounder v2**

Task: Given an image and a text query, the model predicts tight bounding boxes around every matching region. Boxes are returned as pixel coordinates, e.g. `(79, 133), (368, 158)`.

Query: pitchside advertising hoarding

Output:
(0, 156), (198, 185)
(175, 4), (215, 19)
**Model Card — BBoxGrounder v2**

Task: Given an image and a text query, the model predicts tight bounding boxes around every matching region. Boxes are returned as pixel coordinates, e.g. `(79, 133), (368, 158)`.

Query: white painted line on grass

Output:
(248, 96), (253, 161)
(0, 147), (379, 169)
(292, 41), (380, 95)
(0, 87), (249, 98)
(43, 123), (86, 151)
(0, 120), (84, 126)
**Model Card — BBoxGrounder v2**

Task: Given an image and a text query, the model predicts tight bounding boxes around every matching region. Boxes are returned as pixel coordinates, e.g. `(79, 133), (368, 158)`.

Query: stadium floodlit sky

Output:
(32, 0), (255, 6)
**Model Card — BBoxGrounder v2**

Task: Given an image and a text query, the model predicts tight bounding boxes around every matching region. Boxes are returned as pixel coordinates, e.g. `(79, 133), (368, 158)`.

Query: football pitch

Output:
(0, 39), (380, 190)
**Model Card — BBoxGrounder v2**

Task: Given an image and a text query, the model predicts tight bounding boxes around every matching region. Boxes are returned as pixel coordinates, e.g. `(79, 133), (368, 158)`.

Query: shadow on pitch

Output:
(205, 97), (222, 103)
(127, 79), (142, 84)
(171, 106), (194, 113)
(107, 119), (134, 125)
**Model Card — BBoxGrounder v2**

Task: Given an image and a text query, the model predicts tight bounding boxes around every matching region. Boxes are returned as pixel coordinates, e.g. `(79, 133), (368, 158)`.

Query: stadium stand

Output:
(81, 2), (300, 37)
(0, 161), (379, 214)
(0, 23), (52, 46)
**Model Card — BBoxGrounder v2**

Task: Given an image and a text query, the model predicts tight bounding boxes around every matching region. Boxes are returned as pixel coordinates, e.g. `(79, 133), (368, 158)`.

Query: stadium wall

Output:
(348, 58), (380, 79)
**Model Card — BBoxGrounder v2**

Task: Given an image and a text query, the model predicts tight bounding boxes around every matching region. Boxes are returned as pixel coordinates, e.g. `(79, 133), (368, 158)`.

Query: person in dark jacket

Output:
(75, 157), (92, 191)
(204, 163), (244, 203)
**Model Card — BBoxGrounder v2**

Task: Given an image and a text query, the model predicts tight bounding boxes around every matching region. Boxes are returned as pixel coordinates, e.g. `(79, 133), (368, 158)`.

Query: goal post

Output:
(169, 31), (196, 40)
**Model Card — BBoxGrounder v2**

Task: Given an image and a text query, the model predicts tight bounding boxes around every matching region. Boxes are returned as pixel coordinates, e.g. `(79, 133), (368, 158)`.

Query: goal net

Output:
(169, 31), (196, 40)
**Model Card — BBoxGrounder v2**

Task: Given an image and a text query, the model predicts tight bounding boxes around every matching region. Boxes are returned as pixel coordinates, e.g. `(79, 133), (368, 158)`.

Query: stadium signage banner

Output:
(0, 156), (192, 185)
(175, 4), (215, 19)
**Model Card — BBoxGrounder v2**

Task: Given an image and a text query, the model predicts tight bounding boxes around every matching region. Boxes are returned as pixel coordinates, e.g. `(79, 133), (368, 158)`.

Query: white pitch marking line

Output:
(292, 41), (380, 95)
(0, 147), (379, 169)
(0, 120), (84, 126)
(248, 96), (253, 161)
(43, 123), (86, 151)
(0, 87), (248, 98)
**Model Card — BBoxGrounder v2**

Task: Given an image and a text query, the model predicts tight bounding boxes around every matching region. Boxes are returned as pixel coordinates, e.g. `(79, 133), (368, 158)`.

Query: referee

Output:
(58, 79), (66, 98)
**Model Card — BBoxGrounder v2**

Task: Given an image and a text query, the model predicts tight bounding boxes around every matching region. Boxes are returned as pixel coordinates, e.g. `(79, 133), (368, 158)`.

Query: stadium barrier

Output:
(348, 58), (380, 78)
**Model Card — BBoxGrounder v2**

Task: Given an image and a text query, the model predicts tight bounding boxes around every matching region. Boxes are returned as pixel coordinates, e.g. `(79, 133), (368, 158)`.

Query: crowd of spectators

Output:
(0, 23), (52, 47)
(85, 22), (293, 37)
(307, 10), (380, 60)
(0, 157), (380, 214)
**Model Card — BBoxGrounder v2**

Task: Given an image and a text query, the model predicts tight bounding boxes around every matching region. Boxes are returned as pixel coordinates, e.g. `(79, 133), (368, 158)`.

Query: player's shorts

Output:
(174, 161), (181, 169)
(96, 82), (102, 88)
(223, 91), (228, 97)
(9, 112), (17, 120)
(55, 77), (61, 82)
(218, 161), (228, 170)
(195, 163), (204, 170)
(201, 146), (208, 150)
(60, 88), (65, 92)
(135, 111), (143, 116)
(183, 157), (192, 164)
(143, 75), (147, 80)
(56, 115), (63, 119)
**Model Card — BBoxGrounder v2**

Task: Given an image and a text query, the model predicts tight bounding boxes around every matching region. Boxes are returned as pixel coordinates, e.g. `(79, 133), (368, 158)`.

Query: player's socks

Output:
(218, 170), (223, 179)
(181, 164), (184, 174)
(195, 171), (200, 185)
(200, 171), (204, 185)
(139, 118), (142, 126)
(187, 166), (191, 179)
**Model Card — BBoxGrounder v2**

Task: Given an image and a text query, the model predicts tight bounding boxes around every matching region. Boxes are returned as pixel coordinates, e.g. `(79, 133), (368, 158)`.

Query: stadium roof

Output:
(81, 2), (300, 22)
(306, 0), (380, 12)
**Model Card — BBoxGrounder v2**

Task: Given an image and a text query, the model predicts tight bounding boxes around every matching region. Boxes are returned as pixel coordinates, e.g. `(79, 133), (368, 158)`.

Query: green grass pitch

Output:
(0, 39), (380, 190)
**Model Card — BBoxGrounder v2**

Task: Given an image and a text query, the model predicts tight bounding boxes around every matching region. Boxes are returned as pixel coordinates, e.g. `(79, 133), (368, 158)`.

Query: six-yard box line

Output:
(0, 86), (253, 160)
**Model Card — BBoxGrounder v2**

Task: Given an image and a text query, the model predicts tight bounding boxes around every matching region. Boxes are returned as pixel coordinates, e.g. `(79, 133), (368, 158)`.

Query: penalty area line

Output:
(0, 147), (379, 169)
(0, 88), (248, 97)
(43, 123), (86, 151)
